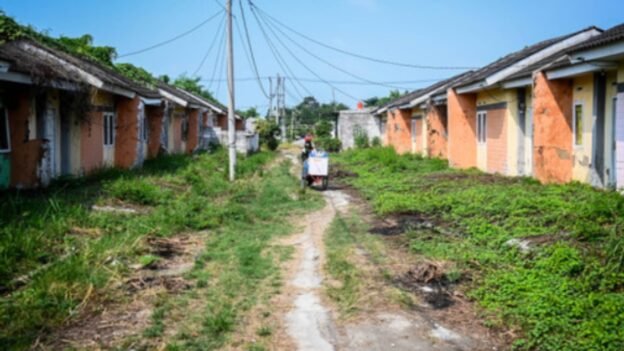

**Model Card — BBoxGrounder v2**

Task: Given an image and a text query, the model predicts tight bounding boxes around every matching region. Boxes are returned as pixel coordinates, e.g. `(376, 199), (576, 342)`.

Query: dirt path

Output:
(275, 148), (499, 350)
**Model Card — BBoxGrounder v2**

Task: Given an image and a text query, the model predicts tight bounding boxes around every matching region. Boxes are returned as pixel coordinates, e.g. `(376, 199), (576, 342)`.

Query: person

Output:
(301, 134), (314, 162)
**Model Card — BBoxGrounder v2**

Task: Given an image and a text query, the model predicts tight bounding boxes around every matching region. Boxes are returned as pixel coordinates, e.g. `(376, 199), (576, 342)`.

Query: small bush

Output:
(371, 136), (381, 147)
(105, 178), (164, 205)
(354, 131), (370, 149)
(316, 137), (341, 152)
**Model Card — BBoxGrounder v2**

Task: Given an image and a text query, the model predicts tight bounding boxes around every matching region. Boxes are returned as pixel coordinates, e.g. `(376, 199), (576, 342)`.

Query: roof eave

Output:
(570, 40), (624, 63)
(546, 61), (619, 80)
(501, 76), (533, 89)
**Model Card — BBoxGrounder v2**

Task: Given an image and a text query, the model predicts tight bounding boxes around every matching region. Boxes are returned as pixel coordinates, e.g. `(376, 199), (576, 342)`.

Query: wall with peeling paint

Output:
(147, 105), (164, 159)
(80, 110), (104, 175)
(385, 109), (412, 154)
(426, 105), (448, 159)
(8, 90), (42, 188)
(447, 88), (477, 169)
(571, 74), (595, 183)
(186, 109), (199, 153)
(532, 72), (573, 183)
(114, 96), (140, 169)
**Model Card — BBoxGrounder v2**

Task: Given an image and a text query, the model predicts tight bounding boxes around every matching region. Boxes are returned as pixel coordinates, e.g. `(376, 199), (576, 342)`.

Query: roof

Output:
(453, 26), (602, 89)
(568, 23), (624, 52)
(0, 39), (160, 98)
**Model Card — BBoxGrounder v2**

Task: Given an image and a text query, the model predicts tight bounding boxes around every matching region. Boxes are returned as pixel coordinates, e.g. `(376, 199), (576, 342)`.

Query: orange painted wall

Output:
(414, 118), (424, 153)
(447, 89), (477, 168)
(385, 109), (412, 154)
(186, 109), (199, 153)
(485, 108), (507, 174)
(8, 90), (42, 188)
(114, 96), (140, 169)
(146, 105), (164, 159)
(426, 105), (448, 159)
(533, 72), (573, 183)
(80, 111), (104, 174)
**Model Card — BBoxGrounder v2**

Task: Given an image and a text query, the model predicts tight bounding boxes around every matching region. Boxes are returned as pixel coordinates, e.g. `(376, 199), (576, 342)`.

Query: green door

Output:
(0, 153), (9, 189)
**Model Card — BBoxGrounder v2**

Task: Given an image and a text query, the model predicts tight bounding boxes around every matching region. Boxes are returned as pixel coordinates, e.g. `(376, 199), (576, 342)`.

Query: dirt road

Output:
(278, 149), (498, 350)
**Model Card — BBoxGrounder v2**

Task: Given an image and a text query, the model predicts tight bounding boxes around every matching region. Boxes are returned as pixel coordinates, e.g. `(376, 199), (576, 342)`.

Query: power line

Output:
(249, 1), (477, 71)
(193, 13), (227, 77)
(251, 5), (360, 101)
(118, 11), (223, 58)
(248, 6), (310, 99)
(258, 9), (414, 91)
(200, 77), (445, 85)
(237, 0), (269, 98)
(207, 23), (227, 92)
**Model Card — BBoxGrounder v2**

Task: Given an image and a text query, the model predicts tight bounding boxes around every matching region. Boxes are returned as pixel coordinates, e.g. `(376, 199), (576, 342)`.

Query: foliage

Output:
(237, 107), (260, 119)
(172, 75), (219, 104)
(371, 136), (381, 147)
(316, 137), (341, 152)
(363, 90), (407, 107)
(354, 129), (370, 149)
(56, 34), (117, 66)
(256, 119), (281, 151)
(115, 63), (156, 86)
(335, 147), (624, 351)
(315, 119), (333, 138)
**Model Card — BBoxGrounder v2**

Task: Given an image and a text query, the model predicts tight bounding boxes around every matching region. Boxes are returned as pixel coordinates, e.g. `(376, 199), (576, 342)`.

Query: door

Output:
(136, 102), (146, 166)
(103, 112), (115, 167)
(40, 107), (58, 184)
(476, 111), (487, 171)
(411, 118), (418, 153)
(0, 105), (10, 188)
(594, 73), (607, 185)
(525, 106), (534, 176)
(610, 97), (617, 187)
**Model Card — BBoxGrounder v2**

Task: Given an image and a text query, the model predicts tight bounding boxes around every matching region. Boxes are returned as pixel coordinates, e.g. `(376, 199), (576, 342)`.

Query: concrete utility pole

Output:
(226, 0), (236, 181)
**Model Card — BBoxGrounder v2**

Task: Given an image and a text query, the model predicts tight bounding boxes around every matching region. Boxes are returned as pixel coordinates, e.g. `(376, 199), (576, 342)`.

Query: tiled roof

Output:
(568, 23), (624, 52)
(453, 26), (601, 88)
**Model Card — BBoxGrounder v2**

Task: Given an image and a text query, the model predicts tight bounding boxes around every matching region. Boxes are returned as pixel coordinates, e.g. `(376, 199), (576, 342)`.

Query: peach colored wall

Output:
(172, 113), (183, 153)
(426, 105), (448, 159)
(414, 117), (424, 154)
(533, 72), (573, 183)
(447, 89), (477, 168)
(8, 90), (42, 188)
(485, 108), (507, 174)
(186, 109), (199, 153)
(80, 111), (104, 174)
(385, 109), (412, 154)
(114, 96), (140, 169)
(146, 105), (164, 159)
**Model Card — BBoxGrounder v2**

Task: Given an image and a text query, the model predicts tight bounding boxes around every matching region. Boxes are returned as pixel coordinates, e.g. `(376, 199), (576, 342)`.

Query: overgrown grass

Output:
(0, 150), (322, 350)
(335, 147), (624, 351)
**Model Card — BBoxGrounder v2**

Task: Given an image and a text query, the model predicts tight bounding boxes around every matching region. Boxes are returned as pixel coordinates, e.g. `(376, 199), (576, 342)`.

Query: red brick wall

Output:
(533, 72), (573, 183)
(8, 91), (42, 188)
(146, 105), (164, 159)
(80, 111), (104, 174)
(427, 105), (448, 159)
(485, 108), (507, 174)
(385, 109), (412, 154)
(186, 109), (199, 153)
(114, 96), (140, 169)
(218, 114), (227, 129)
(447, 89), (477, 168)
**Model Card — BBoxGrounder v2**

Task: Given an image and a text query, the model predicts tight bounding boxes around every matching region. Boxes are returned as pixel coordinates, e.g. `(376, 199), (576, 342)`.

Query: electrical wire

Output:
(249, 1), (477, 70)
(247, 2), (311, 99)
(237, 0), (269, 98)
(250, 5), (360, 101)
(193, 13), (227, 77)
(200, 77), (445, 85)
(258, 8), (415, 91)
(207, 23), (227, 92)
(118, 11), (223, 58)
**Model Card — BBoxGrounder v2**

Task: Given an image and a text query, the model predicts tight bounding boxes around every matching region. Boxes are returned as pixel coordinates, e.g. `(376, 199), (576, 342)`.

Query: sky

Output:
(2, 0), (624, 111)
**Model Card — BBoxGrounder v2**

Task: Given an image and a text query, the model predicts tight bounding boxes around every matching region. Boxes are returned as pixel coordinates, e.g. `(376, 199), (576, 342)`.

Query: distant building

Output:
(337, 107), (381, 149)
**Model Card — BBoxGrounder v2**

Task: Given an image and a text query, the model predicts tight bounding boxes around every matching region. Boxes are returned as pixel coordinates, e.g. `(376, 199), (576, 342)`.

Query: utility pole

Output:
(226, 0), (236, 181)
(280, 77), (287, 139)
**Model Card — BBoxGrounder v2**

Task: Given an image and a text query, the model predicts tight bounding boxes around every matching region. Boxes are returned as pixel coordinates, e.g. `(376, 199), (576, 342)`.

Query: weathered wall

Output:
(114, 96), (140, 169)
(147, 105), (164, 159)
(337, 109), (380, 149)
(171, 109), (184, 154)
(8, 89), (42, 188)
(571, 73), (594, 183)
(447, 88), (477, 168)
(533, 72), (573, 183)
(236, 118), (245, 131)
(604, 71), (618, 187)
(426, 104), (448, 159)
(80, 111), (104, 174)
(186, 109), (199, 153)
(385, 109), (413, 154)
(413, 116), (424, 154)
(485, 108), (508, 174)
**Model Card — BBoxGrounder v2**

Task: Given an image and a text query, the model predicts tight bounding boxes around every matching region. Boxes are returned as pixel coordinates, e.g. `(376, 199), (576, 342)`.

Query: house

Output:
(374, 91), (423, 154)
(519, 23), (624, 188)
(0, 39), (162, 188)
(447, 27), (602, 177)
(337, 107), (381, 149)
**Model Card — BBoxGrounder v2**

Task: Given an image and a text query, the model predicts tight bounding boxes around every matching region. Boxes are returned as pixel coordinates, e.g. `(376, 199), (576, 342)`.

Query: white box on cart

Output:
(308, 157), (328, 176)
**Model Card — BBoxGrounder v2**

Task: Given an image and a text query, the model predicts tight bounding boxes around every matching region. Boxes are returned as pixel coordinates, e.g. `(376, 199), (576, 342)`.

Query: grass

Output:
(0, 150), (323, 350)
(335, 146), (624, 351)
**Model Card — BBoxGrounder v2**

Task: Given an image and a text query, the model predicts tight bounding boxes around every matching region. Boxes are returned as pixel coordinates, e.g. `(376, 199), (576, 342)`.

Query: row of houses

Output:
(339, 23), (624, 189)
(0, 38), (257, 189)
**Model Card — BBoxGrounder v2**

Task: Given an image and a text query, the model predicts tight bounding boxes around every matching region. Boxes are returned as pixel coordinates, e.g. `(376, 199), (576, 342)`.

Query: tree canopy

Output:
(363, 89), (407, 107)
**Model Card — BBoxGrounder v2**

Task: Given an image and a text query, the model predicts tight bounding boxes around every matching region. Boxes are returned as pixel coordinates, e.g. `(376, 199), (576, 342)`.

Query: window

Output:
(574, 103), (583, 146)
(477, 111), (487, 144)
(103, 113), (115, 146)
(0, 106), (10, 152)
(411, 117), (421, 142)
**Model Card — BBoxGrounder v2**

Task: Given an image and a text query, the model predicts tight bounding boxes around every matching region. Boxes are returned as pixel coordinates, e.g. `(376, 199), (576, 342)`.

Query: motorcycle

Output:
(302, 150), (329, 190)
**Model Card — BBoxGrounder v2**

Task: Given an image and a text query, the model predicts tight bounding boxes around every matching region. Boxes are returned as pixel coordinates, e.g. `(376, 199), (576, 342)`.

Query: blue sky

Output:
(2, 0), (624, 110)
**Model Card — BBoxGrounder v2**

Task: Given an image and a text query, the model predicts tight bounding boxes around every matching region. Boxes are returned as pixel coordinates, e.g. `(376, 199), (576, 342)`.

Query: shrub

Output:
(256, 119), (281, 151)
(371, 136), (381, 147)
(354, 132), (370, 149)
(317, 137), (341, 152)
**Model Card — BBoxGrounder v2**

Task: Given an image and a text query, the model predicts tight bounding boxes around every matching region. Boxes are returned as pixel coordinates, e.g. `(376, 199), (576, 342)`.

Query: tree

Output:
(237, 107), (259, 119)
(256, 119), (281, 151)
(115, 63), (156, 86)
(364, 90), (406, 107)
(172, 75), (219, 104)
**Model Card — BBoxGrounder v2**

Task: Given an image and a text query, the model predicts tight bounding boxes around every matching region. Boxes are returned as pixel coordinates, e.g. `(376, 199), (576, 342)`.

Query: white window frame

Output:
(103, 112), (115, 147)
(0, 103), (10, 153)
(572, 101), (584, 148)
(477, 111), (487, 144)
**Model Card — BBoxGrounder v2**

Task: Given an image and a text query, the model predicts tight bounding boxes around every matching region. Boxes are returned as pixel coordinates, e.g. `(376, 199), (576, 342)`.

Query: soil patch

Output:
(394, 261), (455, 309)
(369, 213), (453, 237)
